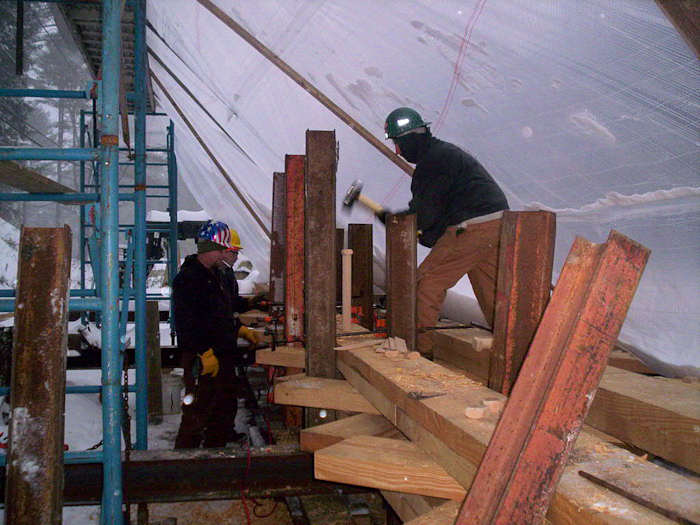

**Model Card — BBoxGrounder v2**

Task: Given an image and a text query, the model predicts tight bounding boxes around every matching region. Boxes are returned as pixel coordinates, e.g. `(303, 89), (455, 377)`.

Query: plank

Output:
(457, 230), (650, 524)
(6, 226), (72, 525)
(255, 345), (305, 369)
(300, 413), (400, 452)
(274, 374), (379, 415)
(434, 330), (700, 473)
(337, 347), (680, 524)
(315, 436), (466, 500)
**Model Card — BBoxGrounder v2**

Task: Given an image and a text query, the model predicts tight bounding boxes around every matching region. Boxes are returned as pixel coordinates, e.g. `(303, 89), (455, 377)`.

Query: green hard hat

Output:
(384, 107), (430, 139)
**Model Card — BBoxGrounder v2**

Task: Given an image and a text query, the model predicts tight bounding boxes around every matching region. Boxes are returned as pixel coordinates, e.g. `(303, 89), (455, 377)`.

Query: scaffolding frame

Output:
(0, 1), (178, 523)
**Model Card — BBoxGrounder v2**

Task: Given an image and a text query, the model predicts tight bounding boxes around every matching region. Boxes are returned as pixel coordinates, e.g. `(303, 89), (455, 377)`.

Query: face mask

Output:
(394, 132), (427, 163)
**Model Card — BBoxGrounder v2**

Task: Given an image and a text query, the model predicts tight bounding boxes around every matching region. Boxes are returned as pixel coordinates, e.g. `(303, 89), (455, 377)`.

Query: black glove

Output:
(376, 210), (388, 225)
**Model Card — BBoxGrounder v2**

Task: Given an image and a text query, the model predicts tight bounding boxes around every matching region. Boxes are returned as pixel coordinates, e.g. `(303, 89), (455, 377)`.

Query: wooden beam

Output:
(5, 226), (72, 525)
(285, 155), (305, 345)
(304, 130), (337, 427)
(489, 211), (555, 394)
(256, 345), (305, 369)
(348, 224), (374, 330)
(655, 0), (700, 58)
(315, 436), (466, 500)
(337, 348), (682, 524)
(299, 411), (449, 522)
(457, 230), (649, 524)
(386, 213), (417, 351)
(269, 172), (286, 305)
(196, 0), (415, 178)
(588, 366), (700, 473)
(0, 161), (79, 200)
(433, 329), (700, 473)
(300, 413), (400, 452)
(274, 374), (380, 415)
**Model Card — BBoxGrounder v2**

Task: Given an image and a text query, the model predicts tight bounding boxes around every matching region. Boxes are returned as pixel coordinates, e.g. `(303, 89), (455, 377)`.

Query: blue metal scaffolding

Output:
(0, 0), (179, 522)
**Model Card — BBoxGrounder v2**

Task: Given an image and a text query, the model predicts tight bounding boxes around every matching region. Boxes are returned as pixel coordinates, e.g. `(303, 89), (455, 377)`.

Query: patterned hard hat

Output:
(196, 220), (243, 250)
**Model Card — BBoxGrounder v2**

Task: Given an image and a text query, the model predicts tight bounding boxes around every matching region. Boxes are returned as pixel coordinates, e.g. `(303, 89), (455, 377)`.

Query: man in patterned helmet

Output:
(172, 220), (260, 448)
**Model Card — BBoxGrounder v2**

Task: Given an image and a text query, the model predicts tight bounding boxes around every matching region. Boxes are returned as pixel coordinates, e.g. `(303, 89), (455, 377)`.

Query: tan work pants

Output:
(416, 219), (501, 355)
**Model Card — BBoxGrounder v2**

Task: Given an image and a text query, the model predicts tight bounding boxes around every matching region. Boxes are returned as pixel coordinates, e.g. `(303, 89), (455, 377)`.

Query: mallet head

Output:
(342, 179), (364, 208)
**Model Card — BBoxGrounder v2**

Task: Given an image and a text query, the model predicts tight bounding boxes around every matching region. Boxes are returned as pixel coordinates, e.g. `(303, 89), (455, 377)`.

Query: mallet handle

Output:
(358, 193), (384, 214)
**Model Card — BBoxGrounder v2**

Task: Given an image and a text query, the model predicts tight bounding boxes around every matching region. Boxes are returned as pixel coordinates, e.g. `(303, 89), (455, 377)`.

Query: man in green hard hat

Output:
(384, 107), (509, 358)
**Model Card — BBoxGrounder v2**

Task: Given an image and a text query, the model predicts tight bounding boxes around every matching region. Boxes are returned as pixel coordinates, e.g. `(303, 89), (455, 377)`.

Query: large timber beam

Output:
(336, 347), (689, 524)
(5, 227), (72, 525)
(432, 329), (700, 473)
(270, 172), (286, 305)
(457, 231), (649, 524)
(304, 130), (337, 427)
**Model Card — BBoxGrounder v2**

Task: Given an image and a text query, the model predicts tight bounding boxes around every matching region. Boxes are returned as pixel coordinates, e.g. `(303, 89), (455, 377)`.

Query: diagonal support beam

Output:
(457, 230), (650, 524)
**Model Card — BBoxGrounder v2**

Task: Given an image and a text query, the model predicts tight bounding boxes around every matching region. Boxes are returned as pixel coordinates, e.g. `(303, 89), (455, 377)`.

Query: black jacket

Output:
(409, 137), (509, 247)
(172, 255), (249, 358)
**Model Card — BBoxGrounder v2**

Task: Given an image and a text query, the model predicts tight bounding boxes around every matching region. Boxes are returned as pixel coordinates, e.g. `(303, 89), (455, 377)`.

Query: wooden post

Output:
(335, 228), (344, 304)
(489, 211), (556, 395)
(386, 213), (417, 351)
(348, 224), (373, 330)
(146, 301), (163, 424)
(5, 226), (71, 525)
(456, 231), (649, 524)
(341, 249), (353, 331)
(304, 130), (337, 427)
(270, 172), (286, 306)
(285, 155), (305, 346)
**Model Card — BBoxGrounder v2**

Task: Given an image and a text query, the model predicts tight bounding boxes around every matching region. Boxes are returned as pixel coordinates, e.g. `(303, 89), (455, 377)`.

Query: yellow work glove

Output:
(238, 325), (262, 348)
(198, 348), (219, 377)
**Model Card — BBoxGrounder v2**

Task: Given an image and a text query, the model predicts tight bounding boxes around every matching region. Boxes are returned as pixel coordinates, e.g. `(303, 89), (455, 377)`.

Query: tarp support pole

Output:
(196, 0), (414, 178)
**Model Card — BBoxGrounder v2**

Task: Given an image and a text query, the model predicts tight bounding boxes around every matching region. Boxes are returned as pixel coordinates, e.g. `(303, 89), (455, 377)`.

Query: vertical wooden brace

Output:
(457, 230), (650, 525)
(5, 226), (72, 525)
(304, 130), (337, 427)
(386, 214), (417, 351)
(270, 172), (286, 305)
(285, 156), (305, 345)
(489, 211), (556, 395)
(348, 224), (373, 330)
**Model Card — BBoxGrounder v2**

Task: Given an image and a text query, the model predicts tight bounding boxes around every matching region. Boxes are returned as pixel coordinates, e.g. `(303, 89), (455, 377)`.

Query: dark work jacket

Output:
(172, 255), (249, 387)
(409, 137), (509, 247)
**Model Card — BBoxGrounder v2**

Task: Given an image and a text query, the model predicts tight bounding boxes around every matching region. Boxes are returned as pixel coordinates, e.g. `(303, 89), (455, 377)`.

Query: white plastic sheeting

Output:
(146, 0), (699, 375)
